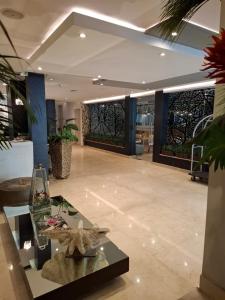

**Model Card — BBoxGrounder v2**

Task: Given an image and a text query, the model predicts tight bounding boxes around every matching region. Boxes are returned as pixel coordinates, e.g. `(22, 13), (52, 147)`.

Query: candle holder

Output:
(29, 164), (51, 213)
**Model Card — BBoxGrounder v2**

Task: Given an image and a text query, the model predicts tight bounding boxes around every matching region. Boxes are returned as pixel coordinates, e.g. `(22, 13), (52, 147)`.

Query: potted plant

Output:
(49, 123), (78, 179)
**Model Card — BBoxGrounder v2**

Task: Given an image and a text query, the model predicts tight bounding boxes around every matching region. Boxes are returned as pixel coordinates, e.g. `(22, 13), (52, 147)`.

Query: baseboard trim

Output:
(178, 287), (210, 300)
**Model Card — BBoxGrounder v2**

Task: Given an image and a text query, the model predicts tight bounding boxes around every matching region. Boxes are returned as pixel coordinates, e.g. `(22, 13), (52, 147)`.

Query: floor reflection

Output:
(42, 250), (109, 285)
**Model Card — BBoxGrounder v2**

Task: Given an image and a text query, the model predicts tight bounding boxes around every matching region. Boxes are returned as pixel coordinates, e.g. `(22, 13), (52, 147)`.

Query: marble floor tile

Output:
(0, 145), (208, 299)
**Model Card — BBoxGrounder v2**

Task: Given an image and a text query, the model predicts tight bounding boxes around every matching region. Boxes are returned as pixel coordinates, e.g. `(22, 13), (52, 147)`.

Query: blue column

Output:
(26, 72), (48, 171)
(46, 99), (56, 136)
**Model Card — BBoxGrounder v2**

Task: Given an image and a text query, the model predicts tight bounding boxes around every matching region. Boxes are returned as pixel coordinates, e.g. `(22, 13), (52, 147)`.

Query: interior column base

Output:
(178, 287), (210, 300)
(199, 274), (225, 300)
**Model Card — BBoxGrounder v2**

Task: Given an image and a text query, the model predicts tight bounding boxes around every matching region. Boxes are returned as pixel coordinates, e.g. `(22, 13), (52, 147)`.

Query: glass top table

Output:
(3, 196), (129, 300)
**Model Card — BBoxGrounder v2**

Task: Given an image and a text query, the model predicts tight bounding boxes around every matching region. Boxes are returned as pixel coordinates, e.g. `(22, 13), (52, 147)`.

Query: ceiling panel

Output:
(0, 0), (219, 103)
(146, 21), (217, 50)
(62, 40), (203, 83)
(45, 74), (138, 102)
(0, 0), (220, 58)
(39, 26), (123, 67)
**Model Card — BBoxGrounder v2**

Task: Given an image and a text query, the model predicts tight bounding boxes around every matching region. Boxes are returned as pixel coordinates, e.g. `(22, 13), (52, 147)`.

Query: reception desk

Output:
(0, 140), (33, 182)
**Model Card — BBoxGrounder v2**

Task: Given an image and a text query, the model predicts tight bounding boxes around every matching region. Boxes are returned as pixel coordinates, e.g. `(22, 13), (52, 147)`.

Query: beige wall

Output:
(200, 1), (225, 298)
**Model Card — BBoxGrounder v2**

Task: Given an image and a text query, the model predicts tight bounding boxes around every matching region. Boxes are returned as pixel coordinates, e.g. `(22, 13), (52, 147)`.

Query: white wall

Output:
(0, 141), (33, 182)
(56, 101), (82, 144)
(56, 102), (76, 128)
(64, 102), (75, 122)
(75, 107), (82, 145)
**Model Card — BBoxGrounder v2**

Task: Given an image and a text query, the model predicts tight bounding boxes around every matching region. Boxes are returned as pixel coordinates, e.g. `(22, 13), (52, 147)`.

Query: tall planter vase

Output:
(50, 142), (73, 179)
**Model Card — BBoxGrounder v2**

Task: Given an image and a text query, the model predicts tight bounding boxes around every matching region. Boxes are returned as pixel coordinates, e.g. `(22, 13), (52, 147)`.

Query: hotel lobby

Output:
(0, 1), (225, 300)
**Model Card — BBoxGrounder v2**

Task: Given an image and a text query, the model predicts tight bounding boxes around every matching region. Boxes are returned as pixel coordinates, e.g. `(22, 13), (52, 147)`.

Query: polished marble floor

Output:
(0, 145), (208, 300)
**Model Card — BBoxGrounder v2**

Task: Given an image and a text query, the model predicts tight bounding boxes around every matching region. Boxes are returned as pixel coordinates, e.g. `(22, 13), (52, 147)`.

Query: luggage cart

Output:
(189, 114), (213, 182)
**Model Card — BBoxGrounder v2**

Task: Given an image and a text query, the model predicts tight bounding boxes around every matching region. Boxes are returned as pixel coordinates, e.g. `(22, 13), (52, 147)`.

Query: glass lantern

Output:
(29, 164), (51, 212)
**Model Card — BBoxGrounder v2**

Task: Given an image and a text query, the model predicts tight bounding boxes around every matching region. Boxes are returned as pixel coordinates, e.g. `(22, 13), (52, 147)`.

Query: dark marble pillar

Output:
(153, 91), (168, 162)
(125, 96), (137, 155)
(26, 72), (48, 171)
(46, 99), (56, 136)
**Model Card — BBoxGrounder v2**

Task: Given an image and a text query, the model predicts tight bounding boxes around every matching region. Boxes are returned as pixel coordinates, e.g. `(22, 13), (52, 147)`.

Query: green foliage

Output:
(160, 0), (209, 38)
(0, 20), (35, 150)
(162, 144), (191, 157)
(86, 133), (125, 146)
(49, 123), (78, 144)
(193, 115), (225, 171)
(64, 123), (78, 131)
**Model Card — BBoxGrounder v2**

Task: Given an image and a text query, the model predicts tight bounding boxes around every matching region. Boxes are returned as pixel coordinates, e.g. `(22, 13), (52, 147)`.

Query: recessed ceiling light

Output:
(49, 78), (54, 81)
(98, 75), (102, 78)
(172, 32), (178, 37)
(23, 240), (31, 250)
(142, 81), (146, 84)
(38, 66), (42, 71)
(136, 277), (141, 284)
(80, 32), (86, 39)
(160, 52), (166, 57)
(100, 83), (104, 86)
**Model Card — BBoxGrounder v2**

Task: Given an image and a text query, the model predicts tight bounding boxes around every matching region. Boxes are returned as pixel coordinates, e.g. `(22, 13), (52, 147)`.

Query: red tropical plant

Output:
(203, 29), (225, 84)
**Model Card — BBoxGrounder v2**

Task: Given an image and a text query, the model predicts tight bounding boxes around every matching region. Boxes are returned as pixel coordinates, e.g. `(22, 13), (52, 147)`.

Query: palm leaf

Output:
(0, 19), (18, 55)
(64, 123), (78, 131)
(0, 20), (36, 149)
(160, 0), (210, 38)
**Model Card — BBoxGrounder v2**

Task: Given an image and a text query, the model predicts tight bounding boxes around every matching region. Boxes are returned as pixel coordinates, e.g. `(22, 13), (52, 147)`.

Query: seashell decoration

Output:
(41, 220), (109, 258)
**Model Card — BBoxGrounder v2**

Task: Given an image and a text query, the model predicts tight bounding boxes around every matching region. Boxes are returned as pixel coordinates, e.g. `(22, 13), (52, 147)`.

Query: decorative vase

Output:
(29, 164), (50, 212)
(49, 142), (73, 179)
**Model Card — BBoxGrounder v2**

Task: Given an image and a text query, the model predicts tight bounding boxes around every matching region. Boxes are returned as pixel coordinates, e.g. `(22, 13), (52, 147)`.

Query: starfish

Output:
(41, 226), (109, 257)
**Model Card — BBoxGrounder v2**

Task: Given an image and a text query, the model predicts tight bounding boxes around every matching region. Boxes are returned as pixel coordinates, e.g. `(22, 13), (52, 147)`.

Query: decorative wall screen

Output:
(167, 88), (214, 145)
(84, 100), (126, 146)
